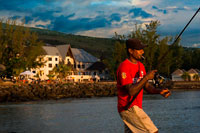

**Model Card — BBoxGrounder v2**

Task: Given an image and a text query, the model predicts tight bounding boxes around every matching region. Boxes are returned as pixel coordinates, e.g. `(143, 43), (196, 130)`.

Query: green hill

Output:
(30, 27), (115, 58)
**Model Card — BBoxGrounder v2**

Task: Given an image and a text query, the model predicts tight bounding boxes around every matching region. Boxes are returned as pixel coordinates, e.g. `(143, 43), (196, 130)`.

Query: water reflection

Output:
(0, 91), (200, 133)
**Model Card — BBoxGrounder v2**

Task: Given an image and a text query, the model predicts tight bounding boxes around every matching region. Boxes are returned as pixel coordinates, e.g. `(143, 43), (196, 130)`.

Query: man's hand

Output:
(160, 88), (171, 98)
(145, 70), (157, 80)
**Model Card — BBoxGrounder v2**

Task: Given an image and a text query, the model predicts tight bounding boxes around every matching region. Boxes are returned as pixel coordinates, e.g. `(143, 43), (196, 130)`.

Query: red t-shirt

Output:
(117, 59), (146, 113)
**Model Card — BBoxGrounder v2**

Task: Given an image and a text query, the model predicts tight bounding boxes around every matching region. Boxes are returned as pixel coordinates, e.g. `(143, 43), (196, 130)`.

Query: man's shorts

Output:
(120, 105), (158, 133)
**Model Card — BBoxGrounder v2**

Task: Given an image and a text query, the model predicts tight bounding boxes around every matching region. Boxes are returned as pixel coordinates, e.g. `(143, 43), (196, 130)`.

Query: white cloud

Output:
(192, 43), (200, 48)
(131, 0), (151, 7)
(24, 20), (51, 29)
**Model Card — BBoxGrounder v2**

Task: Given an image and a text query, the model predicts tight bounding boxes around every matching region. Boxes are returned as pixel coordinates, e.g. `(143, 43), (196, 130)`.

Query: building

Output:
(171, 69), (185, 81)
(188, 68), (199, 81)
(171, 68), (200, 81)
(31, 44), (108, 82)
(86, 61), (110, 80)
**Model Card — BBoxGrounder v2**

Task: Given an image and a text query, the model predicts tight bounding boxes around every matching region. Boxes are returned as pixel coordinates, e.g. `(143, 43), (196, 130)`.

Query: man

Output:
(117, 38), (171, 133)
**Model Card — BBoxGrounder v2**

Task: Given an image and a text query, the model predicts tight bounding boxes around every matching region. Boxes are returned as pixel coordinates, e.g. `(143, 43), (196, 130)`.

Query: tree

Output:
(52, 63), (72, 81)
(156, 37), (173, 77)
(169, 38), (184, 73)
(105, 20), (186, 79)
(193, 74), (199, 81)
(181, 72), (191, 81)
(0, 19), (44, 78)
(103, 32), (127, 80)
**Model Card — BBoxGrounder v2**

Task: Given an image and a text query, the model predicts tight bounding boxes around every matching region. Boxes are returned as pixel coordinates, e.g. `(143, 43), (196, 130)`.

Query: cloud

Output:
(76, 22), (136, 38)
(152, 6), (168, 14)
(110, 13), (121, 22)
(129, 7), (153, 18)
(192, 43), (200, 48)
(0, 0), (199, 47)
(50, 15), (112, 33)
(131, 0), (151, 7)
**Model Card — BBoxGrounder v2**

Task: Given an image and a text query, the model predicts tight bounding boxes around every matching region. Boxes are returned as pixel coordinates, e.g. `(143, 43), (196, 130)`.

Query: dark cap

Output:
(126, 38), (146, 50)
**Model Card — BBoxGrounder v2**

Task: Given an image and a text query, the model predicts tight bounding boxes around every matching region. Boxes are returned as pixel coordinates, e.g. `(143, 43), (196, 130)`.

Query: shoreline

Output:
(0, 82), (117, 103)
(0, 81), (200, 103)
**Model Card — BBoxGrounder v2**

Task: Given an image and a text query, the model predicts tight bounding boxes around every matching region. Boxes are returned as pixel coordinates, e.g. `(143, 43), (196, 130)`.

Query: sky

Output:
(0, 0), (200, 47)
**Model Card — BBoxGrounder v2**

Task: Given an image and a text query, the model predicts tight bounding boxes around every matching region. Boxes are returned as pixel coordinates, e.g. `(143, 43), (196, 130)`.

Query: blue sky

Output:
(0, 0), (199, 47)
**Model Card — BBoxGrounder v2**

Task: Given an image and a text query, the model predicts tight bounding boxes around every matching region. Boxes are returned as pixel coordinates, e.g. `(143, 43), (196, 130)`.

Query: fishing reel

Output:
(152, 73), (165, 88)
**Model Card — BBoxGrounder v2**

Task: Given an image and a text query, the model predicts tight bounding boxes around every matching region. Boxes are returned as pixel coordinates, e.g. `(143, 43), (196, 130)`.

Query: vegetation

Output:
(193, 74), (199, 81)
(0, 19), (44, 78)
(33, 28), (115, 58)
(28, 21), (200, 79)
(0, 19), (199, 80)
(104, 21), (199, 79)
(51, 63), (72, 81)
(181, 72), (191, 81)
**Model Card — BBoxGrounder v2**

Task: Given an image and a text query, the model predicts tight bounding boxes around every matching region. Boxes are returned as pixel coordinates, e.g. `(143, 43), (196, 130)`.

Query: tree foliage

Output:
(105, 20), (185, 79)
(0, 19), (44, 78)
(51, 63), (72, 80)
(181, 72), (191, 81)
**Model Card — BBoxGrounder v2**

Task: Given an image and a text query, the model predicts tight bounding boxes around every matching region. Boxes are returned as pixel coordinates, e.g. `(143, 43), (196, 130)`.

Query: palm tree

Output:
(181, 72), (191, 81)
(193, 74), (199, 81)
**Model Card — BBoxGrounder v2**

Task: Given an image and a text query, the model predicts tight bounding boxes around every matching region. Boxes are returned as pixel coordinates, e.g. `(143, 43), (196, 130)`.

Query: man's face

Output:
(128, 48), (144, 60)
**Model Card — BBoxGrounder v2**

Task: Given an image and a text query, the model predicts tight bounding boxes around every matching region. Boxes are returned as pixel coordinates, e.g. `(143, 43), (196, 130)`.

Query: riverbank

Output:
(170, 81), (200, 90)
(0, 81), (200, 103)
(0, 82), (117, 102)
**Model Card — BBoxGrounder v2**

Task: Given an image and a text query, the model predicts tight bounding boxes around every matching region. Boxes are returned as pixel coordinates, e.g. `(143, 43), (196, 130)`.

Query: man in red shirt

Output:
(117, 38), (171, 133)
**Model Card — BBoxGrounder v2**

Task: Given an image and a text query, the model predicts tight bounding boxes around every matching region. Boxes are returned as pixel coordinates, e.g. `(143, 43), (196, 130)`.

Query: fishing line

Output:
(153, 7), (200, 87)
(157, 7), (200, 68)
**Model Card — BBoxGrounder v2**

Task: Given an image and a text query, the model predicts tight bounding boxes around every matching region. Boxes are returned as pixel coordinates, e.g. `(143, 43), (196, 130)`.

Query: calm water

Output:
(0, 91), (200, 133)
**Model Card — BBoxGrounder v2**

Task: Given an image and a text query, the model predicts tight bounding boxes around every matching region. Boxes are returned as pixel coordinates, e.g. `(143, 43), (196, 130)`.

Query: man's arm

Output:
(144, 82), (171, 98)
(124, 70), (157, 96)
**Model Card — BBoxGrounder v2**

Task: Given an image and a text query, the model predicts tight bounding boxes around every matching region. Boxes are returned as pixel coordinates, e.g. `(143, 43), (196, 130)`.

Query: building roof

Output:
(42, 44), (98, 63)
(195, 69), (200, 73)
(188, 68), (198, 74)
(87, 61), (106, 71)
(71, 48), (98, 63)
(171, 69), (185, 75)
(56, 45), (70, 60)
(42, 46), (61, 56)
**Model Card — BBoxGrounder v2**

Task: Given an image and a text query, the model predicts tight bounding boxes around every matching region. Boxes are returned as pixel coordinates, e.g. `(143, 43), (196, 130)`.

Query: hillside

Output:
(30, 27), (115, 58)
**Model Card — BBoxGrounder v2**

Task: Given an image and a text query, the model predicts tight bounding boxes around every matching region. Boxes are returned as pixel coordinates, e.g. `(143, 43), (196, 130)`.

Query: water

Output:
(0, 91), (200, 133)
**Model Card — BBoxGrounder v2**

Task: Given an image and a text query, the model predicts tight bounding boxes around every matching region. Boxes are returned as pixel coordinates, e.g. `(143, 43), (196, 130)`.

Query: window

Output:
(32, 71), (36, 73)
(82, 64), (85, 69)
(56, 64), (58, 67)
(49, 63), (52, 68)
(67, 59), (71, 64)
(55, 58), (58, 61)
(48, 57), (52, 61)
(74, 64), (76, 69)
(78, 64), (81, 68)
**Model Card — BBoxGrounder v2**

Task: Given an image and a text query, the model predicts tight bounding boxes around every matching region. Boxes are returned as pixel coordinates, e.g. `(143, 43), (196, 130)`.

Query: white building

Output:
(188, 68), (199, 81)
(171, 68), (200, 81)
(171, 69), (185, 81)
(31, 44), (107, 82)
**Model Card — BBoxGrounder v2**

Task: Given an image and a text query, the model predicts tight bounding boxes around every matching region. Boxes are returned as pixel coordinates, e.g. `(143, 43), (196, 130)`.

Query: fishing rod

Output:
(153, 7), (200, 87)
(157, 7), (200, 67)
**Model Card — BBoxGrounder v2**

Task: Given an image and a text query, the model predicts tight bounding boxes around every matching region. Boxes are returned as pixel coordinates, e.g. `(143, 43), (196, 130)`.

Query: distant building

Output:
(171, 68), (200, 81)
(31, 44), (108, 82)
(86, 61), (110, 80)
(188, 68), (199, 81)
(171, 69), (185, 81)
